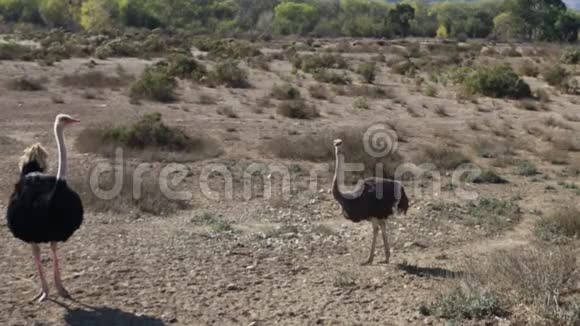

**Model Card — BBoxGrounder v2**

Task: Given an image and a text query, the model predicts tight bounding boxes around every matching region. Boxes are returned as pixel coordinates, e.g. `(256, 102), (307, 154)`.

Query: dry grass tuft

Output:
(59, 70), (132, 89)
(263, 126), (404, 178)
(459, 247), (580, 325)
(277, 99), (319, 119)
(535, 207), (580, 243)
(308, 83), (331, 100)
(7, 76), (46, 91)
(70, 164), (188, 216)
(540, 148), (570, 165)
(415, 144), (470, 170)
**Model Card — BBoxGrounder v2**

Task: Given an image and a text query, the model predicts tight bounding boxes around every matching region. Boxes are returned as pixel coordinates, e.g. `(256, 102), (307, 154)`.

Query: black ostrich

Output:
(332, 139), (409, 265)
(6, 114), (83, 302)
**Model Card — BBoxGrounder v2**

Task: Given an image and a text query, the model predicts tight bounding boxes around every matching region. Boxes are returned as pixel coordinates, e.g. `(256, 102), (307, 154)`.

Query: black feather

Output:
(335, 178), (409, 222)
(6, 173), (83, 243)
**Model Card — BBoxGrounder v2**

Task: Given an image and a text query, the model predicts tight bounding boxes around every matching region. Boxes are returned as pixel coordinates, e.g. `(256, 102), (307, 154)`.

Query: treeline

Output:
(0, 0), (579, 42)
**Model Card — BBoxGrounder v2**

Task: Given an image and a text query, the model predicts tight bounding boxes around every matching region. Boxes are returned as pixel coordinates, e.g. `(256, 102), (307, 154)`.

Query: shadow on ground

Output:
(397, 263), (463, 279)
(53, 300), (166, 326)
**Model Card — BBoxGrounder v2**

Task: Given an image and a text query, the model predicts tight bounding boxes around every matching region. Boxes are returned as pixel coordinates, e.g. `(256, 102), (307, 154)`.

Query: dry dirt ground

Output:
(0, 38), (579, 325)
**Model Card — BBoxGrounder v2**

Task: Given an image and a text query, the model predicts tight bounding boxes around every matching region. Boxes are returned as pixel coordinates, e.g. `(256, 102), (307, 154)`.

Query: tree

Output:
(118, 0), (161, 29)
(0, 0), (43, 24)
(506, 0), (569, 40)
(388, 3), (415, 37)
(80, 0), (119, 32)
(39, 0), (73, 28)
(274, 2), (318, 35)
(493, 12), (526, 39)
(555, 12), (580, 42)
(409, 0), (437, 37)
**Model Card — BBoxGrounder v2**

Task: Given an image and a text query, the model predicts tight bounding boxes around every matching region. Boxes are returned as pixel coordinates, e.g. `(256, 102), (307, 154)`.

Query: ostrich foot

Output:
(379, 259), (390, 264)
(361, 259), (373, 266)
(33, 290), (48, 303)
(56, 285), (71, 299)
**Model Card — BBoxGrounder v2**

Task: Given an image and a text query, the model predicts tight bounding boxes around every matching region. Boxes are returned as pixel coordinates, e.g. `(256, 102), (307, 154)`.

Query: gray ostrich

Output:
(332, 139), (409, 265)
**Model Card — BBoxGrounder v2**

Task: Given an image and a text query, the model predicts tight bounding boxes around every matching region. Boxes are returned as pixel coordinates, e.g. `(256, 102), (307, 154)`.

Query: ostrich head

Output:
(333, 139), (343, 154)
(55, 114), (80, 128)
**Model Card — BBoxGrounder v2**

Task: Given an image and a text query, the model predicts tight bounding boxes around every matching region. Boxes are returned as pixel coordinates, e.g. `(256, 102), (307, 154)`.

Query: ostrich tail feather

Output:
(19, 143), (49, 175)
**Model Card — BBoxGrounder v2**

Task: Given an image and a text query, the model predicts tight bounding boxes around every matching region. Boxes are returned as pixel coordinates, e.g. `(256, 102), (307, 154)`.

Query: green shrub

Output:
(516, 161), (539, 176)
(277, 99), (319, 119)
(463, 64), (531, 99)
(95, 38), (141, 59)
(353, 97), (370, 110)
(193, 38), (262, 60)
(207, 60), (250, 88)
(130, 66), (177, 102)
(163, 53), (207, 81)
(466, 198), (521, 231)
(561, 48), (580, 64)
(357, 62), (377, 83)
(294, 53), (348, 73)
(542, 65), (570, 89)
(0, 42), (36, 61)
(391, 59), (416, 76)
(427, 288), (502, 321)
(471, 169), (508, 184)
(313, 69), (351, 85)
(271, 83), (301, 100)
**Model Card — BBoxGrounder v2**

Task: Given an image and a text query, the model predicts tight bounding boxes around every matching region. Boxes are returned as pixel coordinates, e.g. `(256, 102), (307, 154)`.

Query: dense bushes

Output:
(0, 0), (578, 41)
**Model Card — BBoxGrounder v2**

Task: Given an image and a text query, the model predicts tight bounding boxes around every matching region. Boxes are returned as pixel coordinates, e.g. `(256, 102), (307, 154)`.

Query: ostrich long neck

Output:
(332, 148), (347, 204)
(54, 123), (67, 180)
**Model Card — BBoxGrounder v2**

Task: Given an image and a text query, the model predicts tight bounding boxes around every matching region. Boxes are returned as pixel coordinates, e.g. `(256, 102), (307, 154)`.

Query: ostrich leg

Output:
(378, 219), (390, 264)
(362, 220), (379, 265)
(31, 244), (49, 302)
(50, 242), (71, 298)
